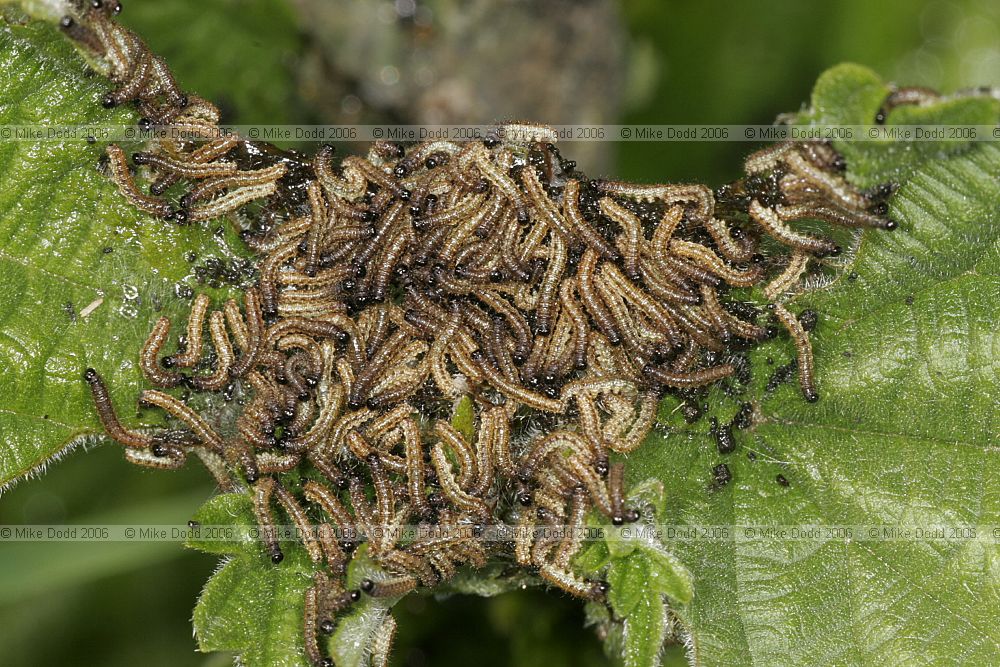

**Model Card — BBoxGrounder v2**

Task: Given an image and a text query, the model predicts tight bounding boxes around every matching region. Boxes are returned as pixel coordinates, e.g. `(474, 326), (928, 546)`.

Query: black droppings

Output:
(765, 360), (797, 392)
(711, 417), (736, 454)
(712, 463), (732, 487)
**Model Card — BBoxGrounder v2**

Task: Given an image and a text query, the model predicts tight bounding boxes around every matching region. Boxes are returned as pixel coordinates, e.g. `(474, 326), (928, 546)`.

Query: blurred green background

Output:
(1, 0), (997, 665)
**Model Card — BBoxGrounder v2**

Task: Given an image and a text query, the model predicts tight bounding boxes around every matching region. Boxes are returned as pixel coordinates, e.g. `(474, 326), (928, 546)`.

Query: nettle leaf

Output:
(621, 586), (668, 667)
(628, 66), (1000, 665)
(451, 393), (475, 442)
(0, 15), (470, 667)
(639, 542), (692, 605)
(188, 493), (398, 667)
(588, 510), (693, 666)
(188, 492), (324, 667)
(575, 534), (612, 574)
(186, 492), (258, 555)
(606, 525), (638, 559)
(800, 63), (888, 127)
(796, 63), (999, 185)
(194, 549), (315, 667)
(193, 539), (399, 667)
(0, 19), (250, 489)
(607, 552), (649, 618)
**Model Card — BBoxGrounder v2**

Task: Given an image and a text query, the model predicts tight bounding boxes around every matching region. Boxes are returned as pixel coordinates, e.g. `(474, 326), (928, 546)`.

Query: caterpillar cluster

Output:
(61, 1), (302, 225)
(65, 5), (897, 665)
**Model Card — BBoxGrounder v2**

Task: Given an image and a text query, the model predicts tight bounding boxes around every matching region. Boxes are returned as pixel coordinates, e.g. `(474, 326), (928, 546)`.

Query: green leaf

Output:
(638, 544), (693, 605)
(189, 489), (314, 667)
(606, 525), (637, 558)
(5, 13), (998, 666)
(190, 503), (399, 667)
(629, 71), (1000, 665)
(797, 63), (1000, 186)
(607, 553), (649, 619)
(185, 492), (258, 556)
(604, 539), (691, 666)
(803, 63), (888, 127)
(0, 1), (65, 22)
(621, 588), (668, 667)
(585, 504), (691, 666)
(194, 551), (315, 667)
(0, 20), (250, 489)
(188, 486), (320, 667)
(575, 535), (612, 574)
(451, 394), (475, 442)
(0, 18), (396, 667)
(845, 93), (999, 186)
(624, 477), (667, 519)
